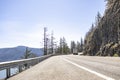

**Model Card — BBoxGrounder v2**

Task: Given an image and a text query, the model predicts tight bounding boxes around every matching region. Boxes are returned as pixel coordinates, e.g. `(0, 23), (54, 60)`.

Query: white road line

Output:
(63, 58), (115, 80)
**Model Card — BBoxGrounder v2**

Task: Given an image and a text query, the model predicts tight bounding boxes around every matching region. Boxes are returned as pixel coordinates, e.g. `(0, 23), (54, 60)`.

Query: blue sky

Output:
(0, 0), (106, 48)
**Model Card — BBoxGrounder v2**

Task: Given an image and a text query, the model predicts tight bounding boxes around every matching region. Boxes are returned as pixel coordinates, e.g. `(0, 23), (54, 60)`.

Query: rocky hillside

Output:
(83, 0), (120, 56)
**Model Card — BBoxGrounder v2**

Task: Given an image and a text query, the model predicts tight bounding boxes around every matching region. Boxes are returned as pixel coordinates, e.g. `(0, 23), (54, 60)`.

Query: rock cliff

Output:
(84, 0), (120, 56)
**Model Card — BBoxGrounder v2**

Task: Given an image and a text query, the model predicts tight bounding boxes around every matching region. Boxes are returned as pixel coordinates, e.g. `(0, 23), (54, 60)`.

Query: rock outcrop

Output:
(83, 0), (120, 56)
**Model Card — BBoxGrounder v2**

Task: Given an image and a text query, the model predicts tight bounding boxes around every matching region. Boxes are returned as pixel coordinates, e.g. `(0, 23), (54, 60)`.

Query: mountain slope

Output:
(0, 46), (43, 62)
(83, 0), (120, 56)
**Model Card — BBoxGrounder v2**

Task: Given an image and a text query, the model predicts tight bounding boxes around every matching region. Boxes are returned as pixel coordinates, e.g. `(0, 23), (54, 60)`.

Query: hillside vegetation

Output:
(0, 46), (43, 62)
(83, 0), (120, 56)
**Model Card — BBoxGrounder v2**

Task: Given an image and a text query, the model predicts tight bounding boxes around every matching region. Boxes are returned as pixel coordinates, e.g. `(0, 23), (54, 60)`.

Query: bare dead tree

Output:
(44, 27), (47, 55)
(51, 31), (54, 54)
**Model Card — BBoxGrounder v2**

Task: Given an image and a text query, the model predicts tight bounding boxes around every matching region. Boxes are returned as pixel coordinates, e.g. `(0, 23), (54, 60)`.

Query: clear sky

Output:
(0, 0), (106, 48)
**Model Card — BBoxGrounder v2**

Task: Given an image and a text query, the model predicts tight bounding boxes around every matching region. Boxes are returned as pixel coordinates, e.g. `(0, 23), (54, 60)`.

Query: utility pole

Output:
(44, 27), (47, 55)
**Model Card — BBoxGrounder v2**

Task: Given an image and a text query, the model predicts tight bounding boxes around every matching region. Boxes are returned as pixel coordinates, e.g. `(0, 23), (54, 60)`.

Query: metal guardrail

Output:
(0, 54), (53, 79)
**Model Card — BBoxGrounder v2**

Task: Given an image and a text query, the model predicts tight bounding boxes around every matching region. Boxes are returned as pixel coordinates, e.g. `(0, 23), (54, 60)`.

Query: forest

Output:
(43, 0), (120, 57)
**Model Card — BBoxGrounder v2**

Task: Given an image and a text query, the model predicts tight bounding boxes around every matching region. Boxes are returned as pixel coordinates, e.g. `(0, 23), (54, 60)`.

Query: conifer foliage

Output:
(83, 0), (120, 56)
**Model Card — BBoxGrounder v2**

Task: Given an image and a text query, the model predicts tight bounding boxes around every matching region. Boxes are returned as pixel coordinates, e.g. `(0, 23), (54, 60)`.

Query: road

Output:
(8, 55), (120, 80)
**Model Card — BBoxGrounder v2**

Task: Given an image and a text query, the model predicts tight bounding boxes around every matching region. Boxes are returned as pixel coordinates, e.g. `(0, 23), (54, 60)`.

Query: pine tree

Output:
(59, 38), (63, 54)
(76, 41), (80, 52)
(21, 47), (37, 68)
(70, 41), (76, 53)
(95, 12), (101, 27)
(50, 31), (54, 54)
(91, 24), (95, 32)
(80, 38), (84, 52)
(62, 37), (69, 54)
(21, 47), (37, 59)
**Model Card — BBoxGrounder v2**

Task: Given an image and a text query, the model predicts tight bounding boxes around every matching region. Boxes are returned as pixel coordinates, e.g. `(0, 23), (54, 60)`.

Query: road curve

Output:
(7, 55), (120, 80)
(63, 55), (120, 80)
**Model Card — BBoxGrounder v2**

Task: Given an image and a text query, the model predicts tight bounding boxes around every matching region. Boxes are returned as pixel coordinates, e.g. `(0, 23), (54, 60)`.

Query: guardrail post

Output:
(24, 63), (28, 70)
(6, 68), (11, 78)
(19, 65), (22, 72)
(0, 54), (52, 79)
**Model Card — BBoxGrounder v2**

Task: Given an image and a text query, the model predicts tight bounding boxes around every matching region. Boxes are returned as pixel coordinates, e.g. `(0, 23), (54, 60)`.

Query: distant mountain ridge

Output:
(0, 46), (43, 62)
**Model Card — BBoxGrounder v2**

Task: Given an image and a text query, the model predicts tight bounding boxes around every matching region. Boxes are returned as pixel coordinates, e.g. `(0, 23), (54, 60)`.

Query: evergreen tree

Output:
(59, 38), (63, 54)
(21, 47), (36, 59)
(62, 37), (69, 54)
(95, 12), (101, 27)
(50, 31), (54, 54)
(91, 23), (95, 32)
(80, 38), (84, 52)
(76, 41), (80, 52)
(21, 47), (36, 69)
(57, 37), (70, 54)
(70, 41), (76, 53)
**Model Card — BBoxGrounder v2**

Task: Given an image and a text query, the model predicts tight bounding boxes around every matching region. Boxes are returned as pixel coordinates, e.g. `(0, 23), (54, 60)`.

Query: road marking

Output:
(63, 58), (115, 80)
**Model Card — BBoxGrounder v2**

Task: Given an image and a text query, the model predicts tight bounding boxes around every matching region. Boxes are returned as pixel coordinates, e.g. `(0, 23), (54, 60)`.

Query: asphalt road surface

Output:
(8, 55), (120, 80)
